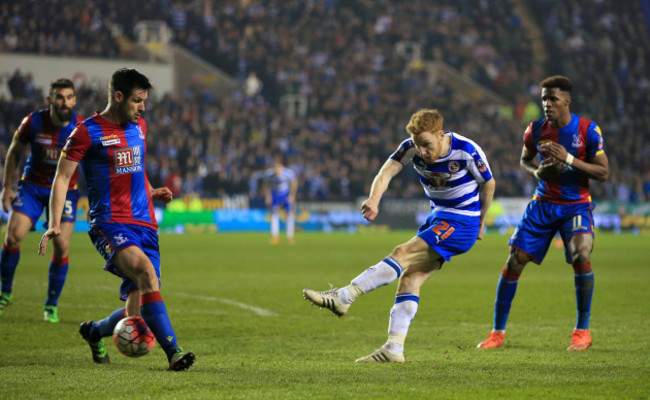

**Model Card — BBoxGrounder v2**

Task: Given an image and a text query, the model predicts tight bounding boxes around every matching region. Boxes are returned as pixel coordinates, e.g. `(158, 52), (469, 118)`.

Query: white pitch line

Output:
(176, 292), (277, 317)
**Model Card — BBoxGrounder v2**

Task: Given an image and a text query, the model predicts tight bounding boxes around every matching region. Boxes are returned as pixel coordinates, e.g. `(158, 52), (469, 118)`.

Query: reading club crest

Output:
(448, 161), (460, 172)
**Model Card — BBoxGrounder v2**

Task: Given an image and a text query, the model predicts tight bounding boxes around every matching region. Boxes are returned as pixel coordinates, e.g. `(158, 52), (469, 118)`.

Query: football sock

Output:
(271, 210), (280, 237)
(91, 308), (127, 341)
(45, 255), (68, 306)
(350, 258), (402, 295)
(287, 211), (295, 239)
(574, 267), (594, 330)
(338, 283), (364, 304)
(0, 245), (20, 294)
(139, 291), (180, 361)
(493, 266), (520, 331)
(384, 293), (419, 354)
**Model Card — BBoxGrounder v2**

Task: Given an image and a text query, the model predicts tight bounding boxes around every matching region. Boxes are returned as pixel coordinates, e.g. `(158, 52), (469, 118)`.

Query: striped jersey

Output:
(524, 113), (605, 204)
(390, 131), (493, 219)
(264, 167), (297, 196)
(62, 112), (157, 229)
(16, 108), (82, 189)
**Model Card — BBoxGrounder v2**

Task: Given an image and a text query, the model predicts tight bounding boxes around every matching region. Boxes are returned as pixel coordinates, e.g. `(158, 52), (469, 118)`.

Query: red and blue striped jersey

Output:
(16, 108), (82, 189)
(523, 113), (605, 204)
(62, 112), (157, 229)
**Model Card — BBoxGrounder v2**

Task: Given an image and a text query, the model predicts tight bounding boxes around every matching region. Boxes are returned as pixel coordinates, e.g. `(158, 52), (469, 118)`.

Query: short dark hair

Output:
(540, 75), (572, 93)
(109, 68), (152, 99)
(50, 78), (74, 95)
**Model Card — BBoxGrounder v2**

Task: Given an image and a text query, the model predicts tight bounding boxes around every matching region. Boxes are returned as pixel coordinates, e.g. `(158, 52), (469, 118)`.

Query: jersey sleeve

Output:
(586, 122), (605, 158)
(62, 124), (92, 162)
(522, 122), (537, 156)
(389, 138), (416, 165)
(15, 115), (32, 144)
(467, 143), (493, 183)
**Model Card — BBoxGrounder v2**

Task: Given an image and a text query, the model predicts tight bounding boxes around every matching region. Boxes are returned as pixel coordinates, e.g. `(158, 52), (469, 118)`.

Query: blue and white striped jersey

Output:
(390, 131), (493, 219)
(264, 167), (297, 196)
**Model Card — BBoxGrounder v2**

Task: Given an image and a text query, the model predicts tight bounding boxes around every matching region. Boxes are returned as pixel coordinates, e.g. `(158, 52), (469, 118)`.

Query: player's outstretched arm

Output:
(39, 157), (77, 255)
(361, 159), (403, 222)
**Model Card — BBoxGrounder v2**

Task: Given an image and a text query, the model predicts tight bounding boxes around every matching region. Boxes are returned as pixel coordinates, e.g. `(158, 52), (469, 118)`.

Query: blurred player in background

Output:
(303, 109), (495, 362)
(0, 78), (82, 323)
(477, 75), (608, 351)
(39, 68), (195, 371)
(264, 155), (298, 244)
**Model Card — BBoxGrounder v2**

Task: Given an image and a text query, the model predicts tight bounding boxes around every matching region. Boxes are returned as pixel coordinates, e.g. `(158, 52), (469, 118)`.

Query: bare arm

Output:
(361, 159), (403, 222)
(477, 178), (495, 240)
(1, 134), (27, 212)
(542, 142), (609, 182)
(39, 157), (78, 255)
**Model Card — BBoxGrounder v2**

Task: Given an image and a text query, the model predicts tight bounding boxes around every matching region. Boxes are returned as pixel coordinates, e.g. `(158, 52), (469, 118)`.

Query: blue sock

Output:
(0, 245), (20, 294)
(574, 271), (594, 330)
(46, 256), (69, 306)
(140, 291), (180, 361)
(90, 308), (127, 341)
(493, 274), (519, 331)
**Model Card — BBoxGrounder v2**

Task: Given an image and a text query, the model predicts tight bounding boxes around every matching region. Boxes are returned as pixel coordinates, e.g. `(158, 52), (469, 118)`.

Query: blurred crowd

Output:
(0, 0), (648, 203)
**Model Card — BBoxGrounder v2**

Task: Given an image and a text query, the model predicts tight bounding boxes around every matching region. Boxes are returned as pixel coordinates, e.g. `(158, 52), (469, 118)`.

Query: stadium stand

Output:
(1, 1), (648, 203)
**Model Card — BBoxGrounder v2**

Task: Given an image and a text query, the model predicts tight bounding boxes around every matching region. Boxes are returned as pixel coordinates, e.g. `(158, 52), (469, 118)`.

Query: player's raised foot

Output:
(0, 292), (13, 316)
(567, 329), (592, 351)
(477, 331), (505, 349)
(355, 347), (405, 363)
(78, 321), (110, 364)
(287, 238), (295, 245)
(168, 350), (196, 371)
(302, 287), (350, 317)
(270, 237), (280, 245)
(43, 305), (59, 323)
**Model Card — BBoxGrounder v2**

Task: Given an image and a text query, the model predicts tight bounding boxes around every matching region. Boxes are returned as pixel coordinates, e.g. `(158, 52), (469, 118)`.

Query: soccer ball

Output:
(112, 316), (156, 357)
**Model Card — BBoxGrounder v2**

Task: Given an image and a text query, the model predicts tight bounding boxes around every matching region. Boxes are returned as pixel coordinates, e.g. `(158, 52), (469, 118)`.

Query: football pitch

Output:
(1, 231), (648, 399)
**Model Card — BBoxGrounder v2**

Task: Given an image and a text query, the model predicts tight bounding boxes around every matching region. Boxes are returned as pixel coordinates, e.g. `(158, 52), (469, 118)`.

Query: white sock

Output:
(338, 284), (364, 304)
(287, 211), (295, 239)
(271, 210), (279, 237)
(384, 293), (419, 354)
(350, 258), (402, 294)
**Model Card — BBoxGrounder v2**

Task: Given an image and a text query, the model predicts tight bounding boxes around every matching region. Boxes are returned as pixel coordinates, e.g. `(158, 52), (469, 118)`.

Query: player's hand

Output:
(1, 187), (15, 213)
(536, 158), (566, 180)
(361, 199), (379, 222)
(541, 142), (569, 164)
(151, 187), (173, 203)
(39, 227), (61, 256)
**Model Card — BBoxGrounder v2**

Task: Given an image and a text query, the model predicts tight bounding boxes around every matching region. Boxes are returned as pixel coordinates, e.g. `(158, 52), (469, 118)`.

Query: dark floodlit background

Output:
(0, 0), (648, 233)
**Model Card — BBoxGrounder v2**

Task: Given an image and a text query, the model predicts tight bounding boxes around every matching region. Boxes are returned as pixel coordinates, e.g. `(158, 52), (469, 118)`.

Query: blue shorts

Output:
(509, 200), (594, 264)
(417, 213), (480, 263)
(12, 180), (79, 229)
(271, 191), (292, 212)
(88, 222), (161, 301)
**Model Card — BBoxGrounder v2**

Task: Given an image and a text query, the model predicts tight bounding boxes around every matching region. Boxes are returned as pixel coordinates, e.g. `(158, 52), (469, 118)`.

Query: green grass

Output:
(0, 231), (648, 399)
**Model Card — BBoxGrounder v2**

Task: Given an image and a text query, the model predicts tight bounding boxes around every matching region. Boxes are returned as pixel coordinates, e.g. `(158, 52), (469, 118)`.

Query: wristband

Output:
(565, 153), (574, 165)
(533, 170), (541, 180)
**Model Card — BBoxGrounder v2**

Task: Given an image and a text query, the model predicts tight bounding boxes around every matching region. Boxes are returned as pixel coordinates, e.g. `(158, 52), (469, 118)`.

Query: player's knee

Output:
(505, 250), (527, 275)
(4, 233), (22, 249)
(570, 250), (590, 266)
(131, 263), (158, 288)
(389, 244), (409, 261)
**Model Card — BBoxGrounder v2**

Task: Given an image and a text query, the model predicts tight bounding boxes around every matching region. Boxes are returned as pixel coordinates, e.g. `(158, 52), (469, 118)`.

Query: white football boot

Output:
(302, 287), (350, 317)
